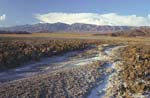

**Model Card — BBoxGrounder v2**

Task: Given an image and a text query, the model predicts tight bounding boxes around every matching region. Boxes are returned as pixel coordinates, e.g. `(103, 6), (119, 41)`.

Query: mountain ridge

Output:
(0, 23), (137, 33)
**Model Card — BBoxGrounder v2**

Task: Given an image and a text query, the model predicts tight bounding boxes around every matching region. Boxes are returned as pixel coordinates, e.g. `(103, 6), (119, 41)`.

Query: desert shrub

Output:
(120, 44), (150, 96)
(0, 39), (91, 70)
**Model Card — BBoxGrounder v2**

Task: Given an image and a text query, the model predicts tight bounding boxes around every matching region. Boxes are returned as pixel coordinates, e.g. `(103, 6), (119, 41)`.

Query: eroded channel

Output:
(88, 45), (124, 98)
(0, 44), (124, 98)
(0, 45), (100, 83)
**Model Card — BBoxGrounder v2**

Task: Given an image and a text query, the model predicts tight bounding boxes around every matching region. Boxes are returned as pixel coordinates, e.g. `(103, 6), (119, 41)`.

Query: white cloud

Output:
(0, 14), (6, 21)
(35, 12), (150, 26)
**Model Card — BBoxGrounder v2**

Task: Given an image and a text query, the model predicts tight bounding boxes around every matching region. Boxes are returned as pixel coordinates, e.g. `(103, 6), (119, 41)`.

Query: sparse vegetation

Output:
(120, 44), (150, 97)
(0, 39), (92, 70)
(0, 33), (149, 98)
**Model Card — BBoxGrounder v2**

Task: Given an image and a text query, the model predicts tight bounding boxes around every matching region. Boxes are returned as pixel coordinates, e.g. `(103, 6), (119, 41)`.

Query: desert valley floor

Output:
(0, 34), (149, 98)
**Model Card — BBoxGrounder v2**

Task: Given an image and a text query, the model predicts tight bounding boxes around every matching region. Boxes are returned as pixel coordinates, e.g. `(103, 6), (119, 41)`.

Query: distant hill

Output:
(0, 23), (135, 33)
(0, 30), (31, 34)
(93, 27), (150, 37)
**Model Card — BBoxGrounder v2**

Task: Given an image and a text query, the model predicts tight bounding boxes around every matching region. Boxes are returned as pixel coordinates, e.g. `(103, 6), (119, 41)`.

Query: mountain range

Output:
(0, 23), (136, 33)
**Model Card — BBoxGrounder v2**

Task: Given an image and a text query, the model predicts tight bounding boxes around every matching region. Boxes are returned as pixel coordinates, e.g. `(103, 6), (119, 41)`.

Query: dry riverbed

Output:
(0, 44), (127, 98)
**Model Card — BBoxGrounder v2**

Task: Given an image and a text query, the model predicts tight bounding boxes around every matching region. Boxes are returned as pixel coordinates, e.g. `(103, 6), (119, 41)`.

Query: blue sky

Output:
(0, 0), (150, 26)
